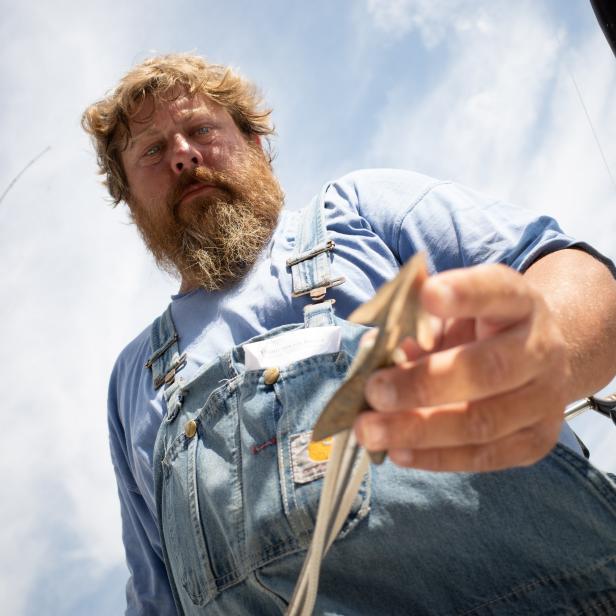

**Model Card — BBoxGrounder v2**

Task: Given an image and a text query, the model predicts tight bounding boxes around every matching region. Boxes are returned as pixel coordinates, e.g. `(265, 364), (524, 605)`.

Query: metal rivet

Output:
(263, 367), (280, 385)
(184, 419), (198, 438)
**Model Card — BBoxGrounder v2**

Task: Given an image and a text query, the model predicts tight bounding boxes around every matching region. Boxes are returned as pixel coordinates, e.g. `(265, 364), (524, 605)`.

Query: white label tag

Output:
(244, 326), (341, 370)
(290, 431), (333, 484)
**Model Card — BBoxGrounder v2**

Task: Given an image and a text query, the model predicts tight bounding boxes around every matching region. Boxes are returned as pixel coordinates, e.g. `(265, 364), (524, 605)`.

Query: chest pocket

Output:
(239, 350), (371, 559)
(271, 352), (370, 545)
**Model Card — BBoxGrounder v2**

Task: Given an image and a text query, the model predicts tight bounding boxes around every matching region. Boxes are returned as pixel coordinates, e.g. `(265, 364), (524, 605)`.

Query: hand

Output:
(354, 263), (572, 472)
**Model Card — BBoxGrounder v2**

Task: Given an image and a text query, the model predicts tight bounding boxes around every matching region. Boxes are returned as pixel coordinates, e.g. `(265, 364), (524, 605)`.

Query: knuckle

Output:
(540, 378), (570, 418)
(530, 338), (548, 367)
(532, 323), (569, 375)
(473, 445), (496, 472)
(525, 423), (558, 463)
(390, 448), (414, 467)
(403, 412), (427, 447)
(422, 447), (444, 471)
(553, 347), (572, 388)
(479, 345), (511, 391)
(532, 331), (558, 366)
(465, 404), (497, 443)
(408, 369), (434, 408)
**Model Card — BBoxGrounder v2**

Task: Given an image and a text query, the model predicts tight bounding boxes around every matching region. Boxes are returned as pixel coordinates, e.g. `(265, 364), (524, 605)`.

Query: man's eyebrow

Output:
(127, 127), (159, 151)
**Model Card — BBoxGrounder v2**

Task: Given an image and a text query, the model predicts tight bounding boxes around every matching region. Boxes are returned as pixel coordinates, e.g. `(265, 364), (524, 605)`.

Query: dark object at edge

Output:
(590, 0), (616, 57)
(589, 394), (616, 426)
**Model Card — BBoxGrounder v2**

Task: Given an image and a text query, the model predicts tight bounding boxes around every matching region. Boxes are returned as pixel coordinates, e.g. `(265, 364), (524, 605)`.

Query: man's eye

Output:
(144, 144), (161, 157)
(195, 127), (210, 136)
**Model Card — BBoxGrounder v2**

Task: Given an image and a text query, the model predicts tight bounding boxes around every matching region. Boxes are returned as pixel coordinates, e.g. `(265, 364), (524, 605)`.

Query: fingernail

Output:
(430, 281), (456, 309)
(359, 332), (376, 349)
(391, 348), (406, 366)
(366, 376), (397, 410)
(360, 422), (387, 450)
(391, 449), (414, 465)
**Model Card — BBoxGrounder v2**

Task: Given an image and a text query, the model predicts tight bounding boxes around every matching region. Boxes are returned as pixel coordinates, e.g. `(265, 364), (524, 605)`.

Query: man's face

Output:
(120, 92), (284, 291)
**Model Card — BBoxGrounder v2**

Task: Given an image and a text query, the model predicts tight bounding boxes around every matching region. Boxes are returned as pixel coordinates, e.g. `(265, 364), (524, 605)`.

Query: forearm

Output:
(524, 248), (616, 401)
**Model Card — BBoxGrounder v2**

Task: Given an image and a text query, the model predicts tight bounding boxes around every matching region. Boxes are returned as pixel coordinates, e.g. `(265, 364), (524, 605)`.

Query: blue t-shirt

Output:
(108, 169), (614, 613)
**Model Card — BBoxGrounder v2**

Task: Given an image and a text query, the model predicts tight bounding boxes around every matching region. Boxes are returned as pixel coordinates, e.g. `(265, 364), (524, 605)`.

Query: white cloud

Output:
(363, 0), (616, 470)
(364, 2), (616, 259)
(0, 133), (173, 612)
(519, 37), (616, 257)
(0, 2), (170, 612)
(2, 2), (616, 613)
(366, 3), (562, 191)
(366, 0), (490, 45)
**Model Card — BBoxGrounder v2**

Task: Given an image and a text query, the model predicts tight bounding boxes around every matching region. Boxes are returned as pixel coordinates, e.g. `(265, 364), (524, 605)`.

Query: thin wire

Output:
(566, 65), (616, 193)
(0, 146), (52, 206)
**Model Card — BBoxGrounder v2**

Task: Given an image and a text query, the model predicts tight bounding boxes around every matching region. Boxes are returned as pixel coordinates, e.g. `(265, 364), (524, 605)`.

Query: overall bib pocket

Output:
(268, 351), (371, 548)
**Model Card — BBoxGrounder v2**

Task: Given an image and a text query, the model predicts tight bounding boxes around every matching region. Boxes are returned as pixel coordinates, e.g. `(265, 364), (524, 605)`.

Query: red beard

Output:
(129, 144), (284, 291)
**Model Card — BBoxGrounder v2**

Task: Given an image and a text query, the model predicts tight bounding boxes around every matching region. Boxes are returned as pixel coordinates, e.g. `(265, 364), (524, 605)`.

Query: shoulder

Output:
(317, 169), (585, 274)
(108, 322), (155, 417)
(325, 168), (449, 214)
(322, 168), (456, 232)
(319, 169), (453, 257)
(112, 323), (153, 379)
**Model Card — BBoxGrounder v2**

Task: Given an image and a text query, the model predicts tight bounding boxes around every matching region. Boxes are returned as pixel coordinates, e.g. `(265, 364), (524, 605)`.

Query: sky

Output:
(1, 1), (615, 614)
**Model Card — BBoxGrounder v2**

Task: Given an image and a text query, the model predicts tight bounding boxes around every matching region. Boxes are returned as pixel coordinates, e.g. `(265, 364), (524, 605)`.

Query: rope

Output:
(0, 146), (51, 207)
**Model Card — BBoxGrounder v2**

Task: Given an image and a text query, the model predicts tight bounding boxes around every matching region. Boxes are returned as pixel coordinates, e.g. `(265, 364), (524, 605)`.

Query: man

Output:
(83, 53), (616, 615)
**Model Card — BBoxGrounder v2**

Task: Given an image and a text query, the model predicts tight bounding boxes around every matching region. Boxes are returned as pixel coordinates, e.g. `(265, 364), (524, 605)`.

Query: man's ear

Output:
(253, 134), (262, 148)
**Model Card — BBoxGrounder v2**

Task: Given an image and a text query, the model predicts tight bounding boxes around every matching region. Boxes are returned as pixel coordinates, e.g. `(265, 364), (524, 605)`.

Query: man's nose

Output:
(170, 135), (203, 175)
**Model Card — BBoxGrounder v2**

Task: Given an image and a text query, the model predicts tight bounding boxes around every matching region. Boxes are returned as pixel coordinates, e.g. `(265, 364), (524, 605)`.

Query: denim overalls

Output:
(149, 189), (616, 615)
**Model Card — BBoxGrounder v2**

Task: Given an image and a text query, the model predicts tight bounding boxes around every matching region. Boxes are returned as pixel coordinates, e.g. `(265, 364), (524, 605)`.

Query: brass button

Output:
(263, 367), (280, 385)
(184, 419), (198, 438)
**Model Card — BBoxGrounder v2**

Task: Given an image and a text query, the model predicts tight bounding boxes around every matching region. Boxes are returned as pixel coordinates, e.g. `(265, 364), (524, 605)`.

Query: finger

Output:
(421, 264), (535, 330)
(387, 418), (562, 472)
(397, 336), (428, 362)
(416, 312), (444, 352)
(356, 379), (565, 451)
(359, 329), (377, 348)
(437, 317), (476, 351)
(365, 319), (545, 411)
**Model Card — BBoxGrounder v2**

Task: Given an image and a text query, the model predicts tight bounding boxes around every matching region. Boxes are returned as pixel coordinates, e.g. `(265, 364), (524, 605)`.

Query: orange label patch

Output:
(307, 437), (333, 462)
(290, 431), (331, 484)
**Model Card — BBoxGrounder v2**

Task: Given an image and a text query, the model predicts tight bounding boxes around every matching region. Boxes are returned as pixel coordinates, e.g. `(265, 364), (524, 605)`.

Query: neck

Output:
(179, 278), (197, 294)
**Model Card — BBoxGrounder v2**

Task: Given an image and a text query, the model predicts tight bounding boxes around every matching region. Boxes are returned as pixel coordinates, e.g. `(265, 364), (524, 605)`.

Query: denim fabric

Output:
(110, 170), (616, 613)
(153, 309), (370, 612)
(153, 310), (616, 615)
(149, 183), (616, 615)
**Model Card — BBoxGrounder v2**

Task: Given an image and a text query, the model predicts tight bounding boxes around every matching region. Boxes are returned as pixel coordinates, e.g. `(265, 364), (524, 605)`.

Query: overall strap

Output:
(145, 304), (187, 391)
(303, 300), (337, 328)
(287, 183), (345, 302)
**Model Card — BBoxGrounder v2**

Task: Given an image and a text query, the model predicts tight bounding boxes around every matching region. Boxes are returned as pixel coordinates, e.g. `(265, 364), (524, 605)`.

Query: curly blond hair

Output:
(81, 53), (275, 205)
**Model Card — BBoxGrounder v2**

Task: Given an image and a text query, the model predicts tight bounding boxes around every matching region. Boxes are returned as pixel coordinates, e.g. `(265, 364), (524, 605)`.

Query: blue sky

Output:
(1, 1), (616, 614)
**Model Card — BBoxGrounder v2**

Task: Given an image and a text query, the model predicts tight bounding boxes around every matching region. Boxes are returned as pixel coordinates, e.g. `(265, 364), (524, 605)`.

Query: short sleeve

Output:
(394, 179), (616, 277)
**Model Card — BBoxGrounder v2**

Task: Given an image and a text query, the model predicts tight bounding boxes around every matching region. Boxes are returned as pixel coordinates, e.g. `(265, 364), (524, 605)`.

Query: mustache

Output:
(169, 166), (235, 210)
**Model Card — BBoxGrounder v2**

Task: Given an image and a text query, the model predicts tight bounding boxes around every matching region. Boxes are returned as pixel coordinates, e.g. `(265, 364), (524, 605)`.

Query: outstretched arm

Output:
(355, 248), (616, 472)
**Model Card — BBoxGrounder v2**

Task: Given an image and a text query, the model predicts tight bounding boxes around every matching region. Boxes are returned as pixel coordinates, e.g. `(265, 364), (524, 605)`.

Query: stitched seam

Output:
(573, 594), (616, 616)
(552, 445), (616, 515)
(458, 554), (616, 615)
(392, 179), (452, 262)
